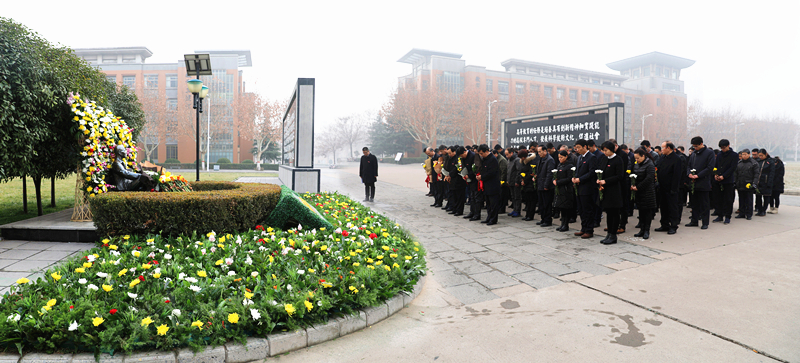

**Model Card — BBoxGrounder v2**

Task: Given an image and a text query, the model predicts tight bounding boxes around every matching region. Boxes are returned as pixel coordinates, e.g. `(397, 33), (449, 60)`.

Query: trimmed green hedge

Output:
(264, 185), (334, 230)
(157, 163), (280, 171)
(163, 158), (181, 164)
(216, 158), (232, 163)
(89, 182), (281, 237)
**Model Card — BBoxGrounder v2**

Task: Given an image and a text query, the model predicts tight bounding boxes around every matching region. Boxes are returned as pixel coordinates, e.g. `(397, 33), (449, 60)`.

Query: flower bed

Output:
(0, 192), (426, 355)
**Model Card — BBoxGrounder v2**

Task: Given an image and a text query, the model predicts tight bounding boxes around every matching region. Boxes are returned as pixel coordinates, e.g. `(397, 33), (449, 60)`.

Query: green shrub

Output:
(241, 159), (253, 164)
(89, 182), (281, 237)
(264, 186), (333, 230)
(216, 158), (231, 164)
(164, 158), (180, 164)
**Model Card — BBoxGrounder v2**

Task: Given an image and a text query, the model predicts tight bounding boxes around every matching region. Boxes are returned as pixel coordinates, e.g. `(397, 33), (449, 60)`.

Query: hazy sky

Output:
(6, 0), (800, 129)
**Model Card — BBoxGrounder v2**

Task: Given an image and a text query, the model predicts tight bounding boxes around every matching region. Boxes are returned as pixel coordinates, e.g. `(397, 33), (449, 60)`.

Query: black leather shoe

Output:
(447, 211), (456, 214)
(654, 227), (669, 232)
(668, 229), (677, 235)
(724, 218), (730, 224)
(700, 225), (708, 230)
(746, 216), (752, 220)
(540, 222), (552, 227)
(601, 234), (618, 245)
(535, 221), (543, 225)
(685, 222), (699, 227)
(453, 213), (463, 217)
(643, 231), (650, 239)
(430, 203), (438, 207)
(734, 214), (746, 219)
(523, 217), (533, 221)
(480, 220), (490, 224)
(469, 216), (481, 221)
(634, 230), (645, 237)
(463, 214), (474, 219)
(712, 216), (724, 223)
(486, 221), (497, 225)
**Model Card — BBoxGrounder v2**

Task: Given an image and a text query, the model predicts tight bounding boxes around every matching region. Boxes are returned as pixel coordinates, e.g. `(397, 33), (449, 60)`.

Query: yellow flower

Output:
(51, 272), (62, 281)
(382, 246), (390, 251)
(520, 173), (526, 177)
(244, 292), (255, 300)
(215, 259), (224, 266)
(197, 271), (207, 277)
(308, 268), (315, 273)
(109, 245), (118, 250)
(102, 284), (113, 292)
(382, 232), (389, 238)
(228, 313), (239, 324)
(46, 299), (57, 307)
(320, 245), (327, 251)
(377, 255), (384, 260)
(141, 317), (153, 327)
(405, 256), (413, 260)
(626, 170), (631, 174)
(304, 300), (313, 312)
(16, 278), (30, 284)
(75, 268), (86, 273)
(123, 235), (130, 240)
(141, 264), (152, 270)
(153, 273), (161, 279)
(390, 253), (398, 258)
(156, 324), (169, 335)
(118, 269), (128, 277)
(713, 168), (718, 171)
(83, 262), (92, 268)
(129, 279), (140, 288)
(93, 317), (105, 326)
(285, 304), (296, 316)
(267, 227), (274, 233)
(746, 183), (751, 189)
(384, 265), (391, 271)
(133, 251), (141, 257)
(146, 238), (154, 243)
(393, 263), (400, 268)
(192, 320), (204, 330)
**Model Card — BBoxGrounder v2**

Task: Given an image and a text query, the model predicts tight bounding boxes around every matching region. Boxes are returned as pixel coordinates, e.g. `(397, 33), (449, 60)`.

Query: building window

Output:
(655, 67), (662, 77)
(529, 68), (539, 75)
(422, 80), (429, 90)
(106, 75), (117, 84)
(580, 76), (590, 83)
(166, 144), (178, 161)
(516, 67), (525, 73)
(557, 88), (565, 100)
(544, 86), (553, 98)
(498, 81), (509, 94)
(603, 93), (611, 103)
(621, 70), (629, 76)
(614, 95), (621, 102)
(632, 69), (640, 78)
(515, 83), (525, 94)
(581, 90), (589, 102)
(530, 84), (539, 92)
(475, 76), (480, 88)
(166, 99), (178, 111)
(568, 89), (577, 101)
(543, 70), (553, 77)
(486, 79), (493, 93)
(635, 98), (642, 110)
(438, 71), (463, 93)
(123, 76), (135, 89)
(673, 98), (678, 107)
(556, 72), (565, 79)
(643, 67), (651, 77)
(663, 83), (681, 92)
(593, 92), (600, 103)
(672, 70), (678, 79)
(568, 74), (578, 81)
(102, 55), (117, 64)
(145, 75), (158, 89)
(166, 75), (178, 88)
(625, 96), (632, 107)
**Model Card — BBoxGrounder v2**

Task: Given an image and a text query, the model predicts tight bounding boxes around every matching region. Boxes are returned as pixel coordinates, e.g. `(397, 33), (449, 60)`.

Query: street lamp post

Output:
(641, 113), (653, 141)
(487, 100), (498, 145)
(183, 54), (212, 181)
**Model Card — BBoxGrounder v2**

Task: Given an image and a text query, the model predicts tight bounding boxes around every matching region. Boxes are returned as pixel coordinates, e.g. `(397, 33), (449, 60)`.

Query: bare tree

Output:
(333, 112), (369, 160)
(234, 93), (285, 168)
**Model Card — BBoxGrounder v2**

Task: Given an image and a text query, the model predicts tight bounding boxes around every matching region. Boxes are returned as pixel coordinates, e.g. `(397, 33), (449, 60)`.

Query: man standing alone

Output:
(360, 147), (378, 202)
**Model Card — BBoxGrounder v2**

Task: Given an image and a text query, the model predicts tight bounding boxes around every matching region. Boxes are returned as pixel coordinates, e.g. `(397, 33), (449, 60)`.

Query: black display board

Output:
(505, 113), (607, 149)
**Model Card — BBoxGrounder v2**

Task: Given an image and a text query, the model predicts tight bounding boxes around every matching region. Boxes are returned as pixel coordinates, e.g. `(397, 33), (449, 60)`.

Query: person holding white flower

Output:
(553, 150), (576, 232)
(597, 141), (624, 244)
(686, 136), (715, 229)
(632, 149), (657, 239)
(535, 145), (556, 227)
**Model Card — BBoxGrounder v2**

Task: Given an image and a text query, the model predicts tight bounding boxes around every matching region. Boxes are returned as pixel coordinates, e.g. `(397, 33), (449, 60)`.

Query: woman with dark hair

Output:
(553, 150), (576, 231)
(596, 141), (624, 245)
(632, 148), (657, 239)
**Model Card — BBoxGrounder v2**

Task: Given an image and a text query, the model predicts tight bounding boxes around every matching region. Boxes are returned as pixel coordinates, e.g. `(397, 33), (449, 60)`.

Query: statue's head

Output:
(114, 145), (127, 159)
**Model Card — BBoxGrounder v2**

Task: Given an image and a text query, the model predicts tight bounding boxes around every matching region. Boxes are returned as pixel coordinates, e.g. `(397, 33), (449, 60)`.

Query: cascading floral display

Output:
(68, 92), (138, 197)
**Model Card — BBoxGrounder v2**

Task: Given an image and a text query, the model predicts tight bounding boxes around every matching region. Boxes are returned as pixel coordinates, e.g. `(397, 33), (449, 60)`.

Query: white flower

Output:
(630, 174), (638, 179)
(250, 308), (261, 320)
(227, 271), (236, 276)
(128, 293), (138, 299)
(189, 285), (201, 292)
(225, 258), (233, 265)
(185, 277), (198, 283)
(148, 252), (156, 259)
(129, 267), (136, 273)
(571, 167), (576, 171)
(7, 313), (21, 322)
(172, 309), (181, 317)
(595, 169), (603, 173)
(154, 268), (161, 274)
(210, 247), (216, 253)
(245, 256), (253, 265)
(297, 224), (303, 231)
(178, 272), (186, 280)
(551, 169), (558, 173)
(164, 253), (172, 260)
(87, 284), (98, 291)
(68, 320), (79, 331)
(236, 236), (242, 245)
(297, 270), (305, 275)
(243, 298), (254, 306)
(287, 284), (293, 291)
(86, 255), (96, 262)
(110, 251), (120, 257)
(201, 249), (207, 255)
(251, 271), (259, 278)
(78, 278), (87, 284)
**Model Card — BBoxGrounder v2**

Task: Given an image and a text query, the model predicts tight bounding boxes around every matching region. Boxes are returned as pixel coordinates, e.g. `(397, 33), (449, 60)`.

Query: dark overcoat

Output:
(481, 154), (502, 196)
(359, 153), (379, 183)
(599, 154), (624, 209)
(554, 161), (576, 209)
(632, 158), (657, 209)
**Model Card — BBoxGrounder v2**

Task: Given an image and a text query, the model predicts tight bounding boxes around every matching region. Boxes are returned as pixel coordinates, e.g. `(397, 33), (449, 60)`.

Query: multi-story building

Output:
(73, 47), (254, 164)
(397, 49), (694, 146)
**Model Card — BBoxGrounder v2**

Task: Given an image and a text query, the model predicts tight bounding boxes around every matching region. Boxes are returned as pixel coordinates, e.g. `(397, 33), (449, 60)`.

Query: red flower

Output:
(110, 309), (118, 315)
(165, 300), (170, 303)
(342, 231), (349, 237)
(69, 305), (74, 309)
(319, 279), (326, 283)
(369, 233), (377, 239)
(102, 243), (109, 247)
(256, 225), (263, 231)
(138, 275), (145, 281)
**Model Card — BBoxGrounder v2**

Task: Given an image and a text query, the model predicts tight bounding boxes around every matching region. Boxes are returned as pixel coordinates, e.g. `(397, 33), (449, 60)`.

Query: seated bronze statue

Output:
(108, 145), (155, 191)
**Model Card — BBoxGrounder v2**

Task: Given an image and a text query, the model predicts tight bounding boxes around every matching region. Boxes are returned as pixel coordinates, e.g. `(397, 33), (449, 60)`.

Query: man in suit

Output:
(359, 147), (378, 202)
(713, 139), (738, 224)
(655, 142), (682, 234)
(536, 145), (556, 226)
(686, 136), (715, 229)
(461, 147), (482, 221)
(477, 144), (502, 225)
(610, 139), (629, 233)
(572, 139), (598, 238)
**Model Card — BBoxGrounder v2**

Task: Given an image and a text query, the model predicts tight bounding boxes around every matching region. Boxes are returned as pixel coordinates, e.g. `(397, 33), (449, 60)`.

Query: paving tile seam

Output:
(571, 281), (788, 363)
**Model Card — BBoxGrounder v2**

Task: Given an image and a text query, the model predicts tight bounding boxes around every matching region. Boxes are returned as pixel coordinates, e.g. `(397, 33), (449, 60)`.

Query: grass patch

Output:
(0, 172), (277, 225)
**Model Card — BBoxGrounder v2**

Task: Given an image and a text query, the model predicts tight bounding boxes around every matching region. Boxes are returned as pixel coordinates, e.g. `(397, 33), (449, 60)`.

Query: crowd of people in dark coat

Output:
(422, 136), (786, 245)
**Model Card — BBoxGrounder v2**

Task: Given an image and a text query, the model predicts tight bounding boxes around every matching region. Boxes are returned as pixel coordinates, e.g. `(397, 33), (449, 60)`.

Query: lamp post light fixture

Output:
(183, 54), (212, 181)
(641, 113), (653, 141)
(487, 100), (498, 145)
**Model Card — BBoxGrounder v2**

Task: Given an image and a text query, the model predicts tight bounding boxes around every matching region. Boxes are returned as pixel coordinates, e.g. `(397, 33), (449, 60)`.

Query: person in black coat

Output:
(735, 149), (758, 220)
(446, 146), (467, 216)
(572, 139), (598, 239)
(477, 145), (502, 225)
(359, 147), (378, 202)
(713, 139), (738, 224)
(461, 148), (482, 221)
(631, 149), (657, 239)
(612, 139), (630, 233)
(686, 136), (715, 229)
(597, 141), (624, 245)
(769, 156), (785, 214)
(655, 142), (682, 234)
(754, 149), (775, 216)
(553, 150), (576, 232)
(520, 150), (538, 221)
(535, 146), (556, 227)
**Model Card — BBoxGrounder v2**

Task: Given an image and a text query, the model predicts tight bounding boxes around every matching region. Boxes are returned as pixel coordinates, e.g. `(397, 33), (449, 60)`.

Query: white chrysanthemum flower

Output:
(68, 320), (79, 331)
(297, 270), (305, 275)
(287, 284), (292, 291)
(128, 293), (138, 299)
(87, 284), (98, 291)
(185, 277), (198, 283)
(251, 271), (258, 278)
(227, 271), (236, 276)
(243, 299), (254, 306)
(164, 253), (172, 260)
(189, 285), (201, 292)
(172, 309), (181, 317)
(78, 278), (87, 284)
